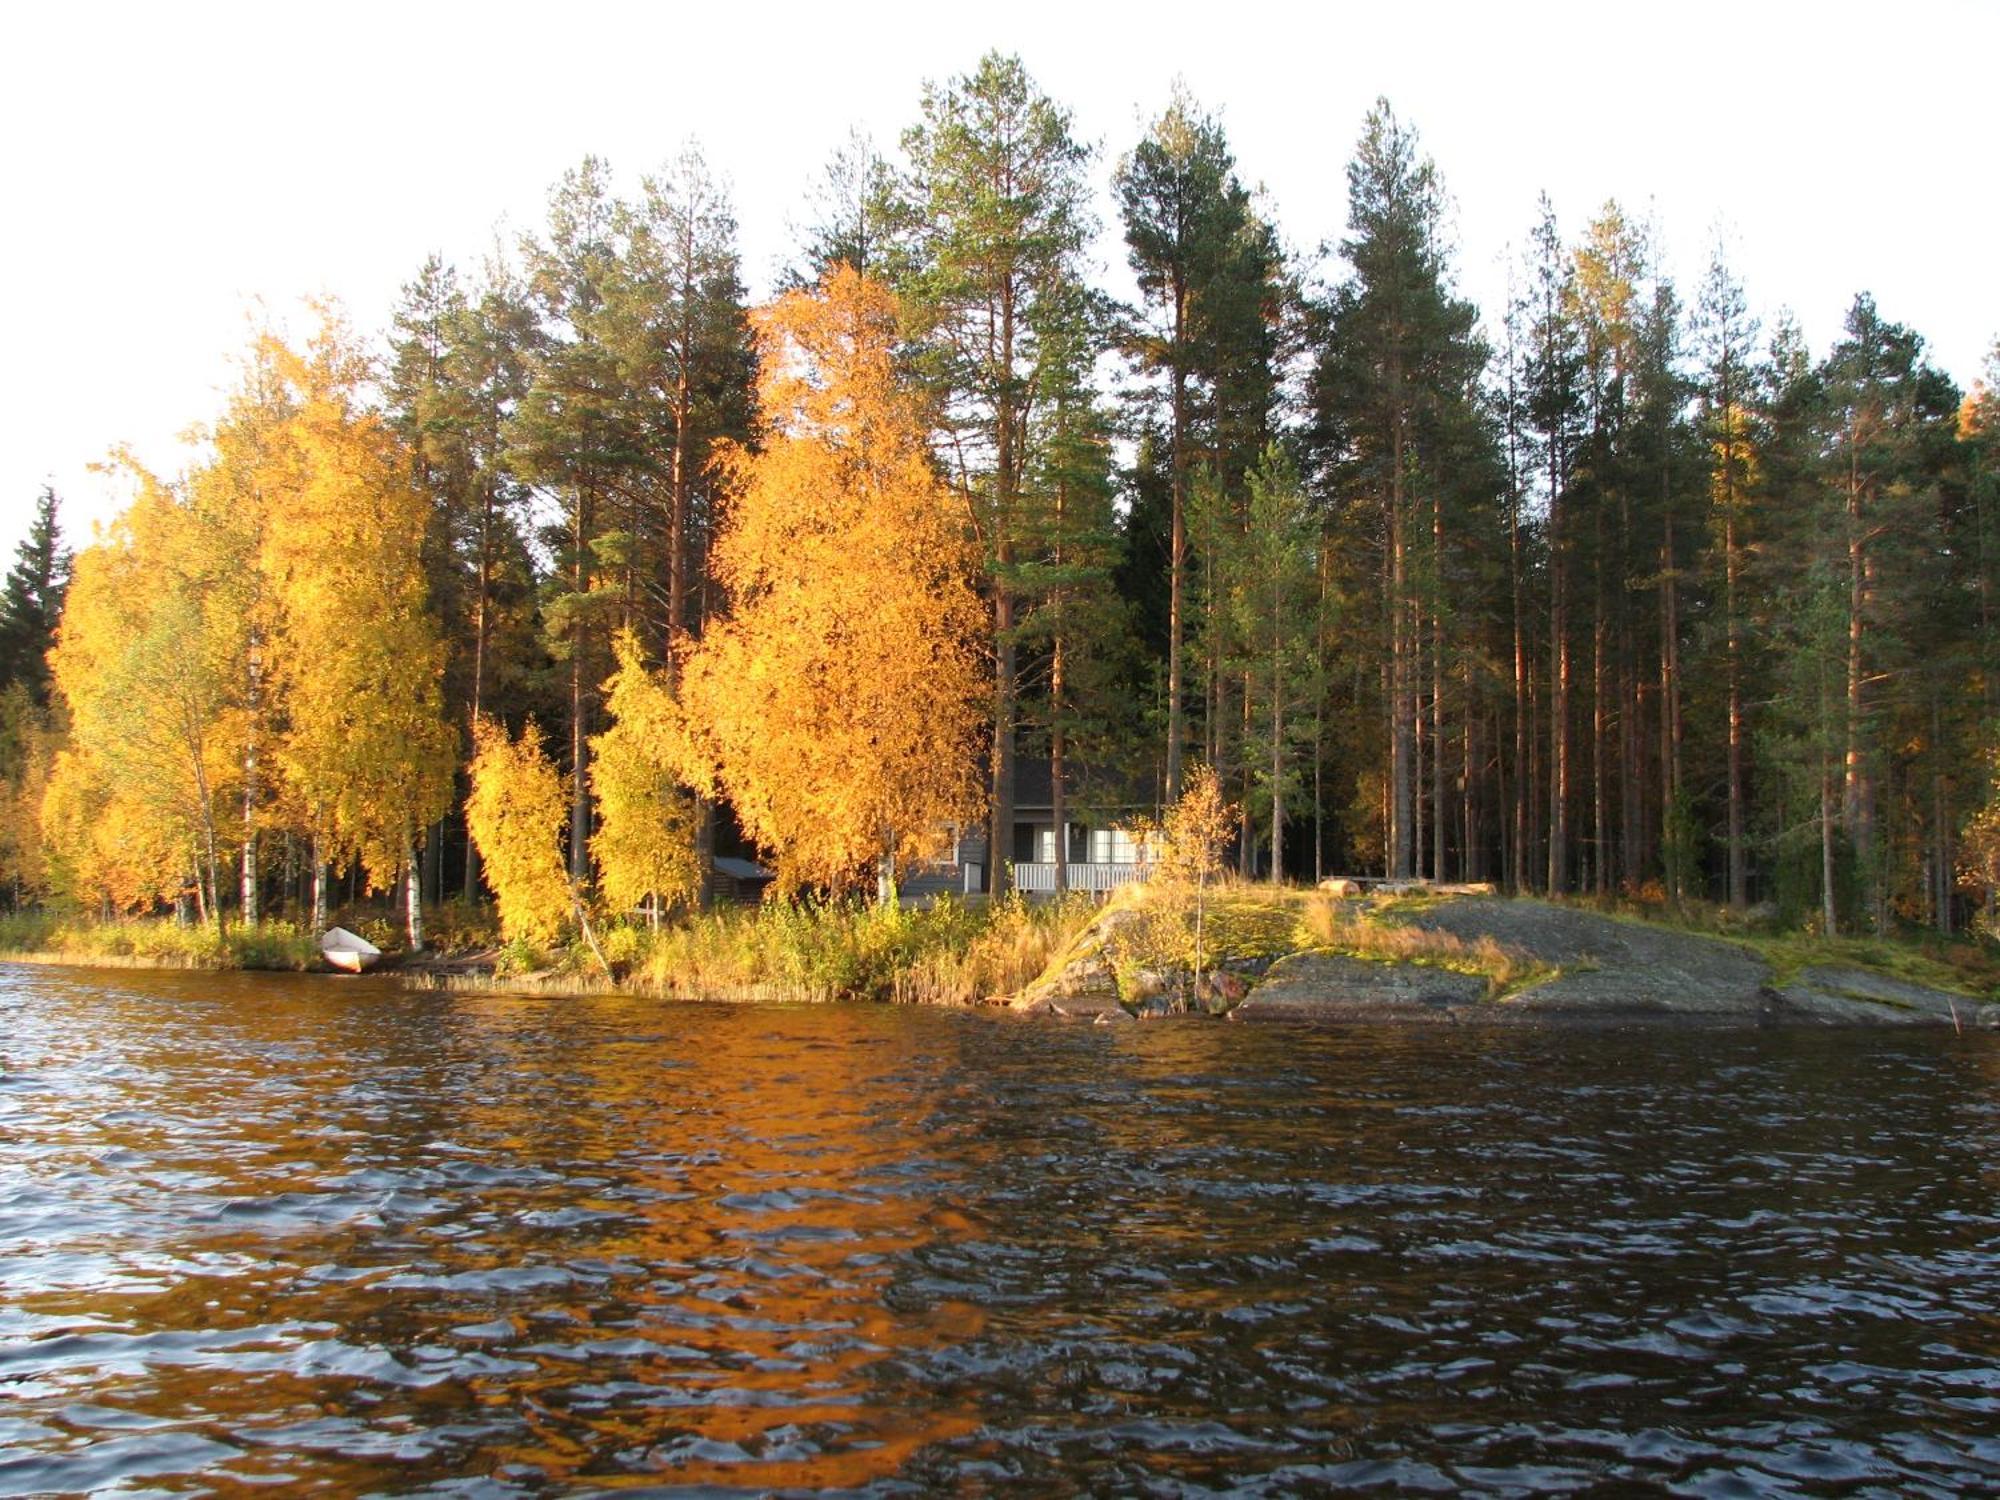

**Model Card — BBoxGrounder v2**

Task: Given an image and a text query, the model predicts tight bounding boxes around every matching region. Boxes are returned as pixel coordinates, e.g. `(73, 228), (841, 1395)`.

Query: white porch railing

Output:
(1010, 861), (1149, 894)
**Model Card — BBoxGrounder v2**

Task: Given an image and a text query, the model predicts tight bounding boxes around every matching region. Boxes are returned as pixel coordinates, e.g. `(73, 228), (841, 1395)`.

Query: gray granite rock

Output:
(1406, 898), (1770, 1018)
(1232, 953), (1486, 1022)
(1767, 966), (1998, 1027)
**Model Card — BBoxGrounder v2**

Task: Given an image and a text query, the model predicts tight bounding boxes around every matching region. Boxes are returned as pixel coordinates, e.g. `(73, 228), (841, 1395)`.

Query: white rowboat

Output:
(320, 926), (382, 974)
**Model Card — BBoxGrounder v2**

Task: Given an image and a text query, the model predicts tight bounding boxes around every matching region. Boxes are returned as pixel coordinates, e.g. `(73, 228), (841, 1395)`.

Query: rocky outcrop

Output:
(1405, 898), (1771, 1018)
(1009, 905), (1141, 1023)
(1766, 966), (1997, 1027)
(1231, 953), (1485, 1022)
(1007, 892), (1999, 1027)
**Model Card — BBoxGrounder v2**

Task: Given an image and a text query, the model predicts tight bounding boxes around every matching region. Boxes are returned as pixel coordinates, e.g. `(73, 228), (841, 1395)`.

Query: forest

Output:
(4, 52), (2000, 949)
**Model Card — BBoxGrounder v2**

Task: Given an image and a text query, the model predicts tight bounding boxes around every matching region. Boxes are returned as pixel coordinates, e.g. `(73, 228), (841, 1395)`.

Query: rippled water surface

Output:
(2, 962), (1997, 1496)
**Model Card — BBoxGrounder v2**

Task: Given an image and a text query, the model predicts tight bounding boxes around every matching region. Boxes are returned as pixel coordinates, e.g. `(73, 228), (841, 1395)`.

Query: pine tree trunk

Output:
(1431, 492), (1447, 881)
(1166, 281), (1188, 805)
(1461, 668), (1478, 884)
(1592, 509), (1608, 897)
(465, 470), (495, 904)
(1511, 478), (1528, 893)
(1726, 510), (1747, 909)
(1549, 468), (1570, 894)
(1390, 410), (1414, 879)
(1270, 599), (1285, 881)
(1240, 672), (1255, 879)
(1661, 506), (1682, 904)
(570, 485), (591, 884)
(1051, 631), (1068, 896)
(1842, 427), (1876, 923)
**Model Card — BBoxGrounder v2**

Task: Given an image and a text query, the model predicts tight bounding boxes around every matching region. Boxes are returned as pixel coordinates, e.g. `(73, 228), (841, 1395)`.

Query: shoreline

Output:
(7, 891), (1999, 1029)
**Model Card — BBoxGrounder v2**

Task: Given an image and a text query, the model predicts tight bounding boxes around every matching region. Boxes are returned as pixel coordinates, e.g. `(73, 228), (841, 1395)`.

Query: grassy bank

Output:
(497, 896), (1102, 1004)
(1060, 882), (1559, 1001)
(0, 912), (321, 971)
(0, 896), (1098, 1004)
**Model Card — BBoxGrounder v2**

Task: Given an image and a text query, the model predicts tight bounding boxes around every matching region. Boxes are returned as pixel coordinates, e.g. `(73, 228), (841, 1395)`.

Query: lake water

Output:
(1, 962), (1996, 1496)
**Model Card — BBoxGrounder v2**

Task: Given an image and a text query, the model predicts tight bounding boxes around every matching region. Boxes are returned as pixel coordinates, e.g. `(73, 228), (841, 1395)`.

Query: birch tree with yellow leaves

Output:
(590, 628), (700, 923)
(260, 316), (456, 946)
(44, 463), (247, 921)
(466, 715), (572, 947)
(680, 267), (984, 897)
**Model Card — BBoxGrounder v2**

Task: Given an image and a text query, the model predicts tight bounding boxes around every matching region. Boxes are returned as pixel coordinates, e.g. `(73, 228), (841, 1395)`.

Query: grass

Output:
(0, 911), (320, 971)
(0, 895), (1096, 1003)
(1298, 890), (1556, 998)
(1739, 933), (1996, 997)
(621, 894), (1100, 1004)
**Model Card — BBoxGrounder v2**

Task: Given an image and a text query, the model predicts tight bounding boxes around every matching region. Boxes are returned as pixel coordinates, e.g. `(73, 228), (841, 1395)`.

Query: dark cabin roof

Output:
(1012, 758), (1162, 816)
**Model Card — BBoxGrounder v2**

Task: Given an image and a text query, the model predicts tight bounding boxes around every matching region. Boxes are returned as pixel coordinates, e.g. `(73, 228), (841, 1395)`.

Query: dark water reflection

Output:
(1, 963), (1996, 1495)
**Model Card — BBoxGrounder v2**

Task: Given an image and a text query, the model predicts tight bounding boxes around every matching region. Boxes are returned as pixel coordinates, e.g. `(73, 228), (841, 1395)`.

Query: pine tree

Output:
(1217, 445), (1318, 877)
(1695, 245), (1761, 908)
(892, 51), (1092, 894)
(1016, 280), (1136, 891)
(1115, 87), (1267, 803)
(787, 126), (896, 286)
(1521, 197), (1586, 891)
(1817, 294), (1961, 928)
(615, 142), (756, 666)
(1310, 101), (1486, 880)
(511, 158), (632, 884)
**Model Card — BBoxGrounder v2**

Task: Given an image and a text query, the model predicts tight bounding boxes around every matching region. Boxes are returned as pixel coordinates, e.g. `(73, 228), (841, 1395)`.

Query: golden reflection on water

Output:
(426, 993), (992, 1489)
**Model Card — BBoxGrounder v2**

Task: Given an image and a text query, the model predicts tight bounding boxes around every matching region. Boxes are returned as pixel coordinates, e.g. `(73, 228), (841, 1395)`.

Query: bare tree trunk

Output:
(990, 587), (1016, 895)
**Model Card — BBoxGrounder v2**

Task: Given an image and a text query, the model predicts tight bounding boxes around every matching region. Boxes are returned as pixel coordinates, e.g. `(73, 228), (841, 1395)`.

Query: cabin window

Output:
(1015, 823), (1086, 863)
(1089, 827), (1141, 865)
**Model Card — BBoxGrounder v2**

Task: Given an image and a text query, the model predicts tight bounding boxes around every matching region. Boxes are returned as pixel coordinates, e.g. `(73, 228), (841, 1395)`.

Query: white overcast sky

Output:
(3, 0), (1995, 560)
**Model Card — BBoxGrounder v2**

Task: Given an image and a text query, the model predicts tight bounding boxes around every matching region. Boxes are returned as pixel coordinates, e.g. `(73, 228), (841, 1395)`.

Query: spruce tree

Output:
(0, 487), (71, 706)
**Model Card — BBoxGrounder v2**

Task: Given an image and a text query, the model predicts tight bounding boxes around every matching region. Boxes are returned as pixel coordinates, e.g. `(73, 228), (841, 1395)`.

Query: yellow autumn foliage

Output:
(466, 715), (572, 947)
(680, 268), (985, 895)
(261, 316), (455, 892)
(45, 466), (246, 914)
(590, 629), (701, 917)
